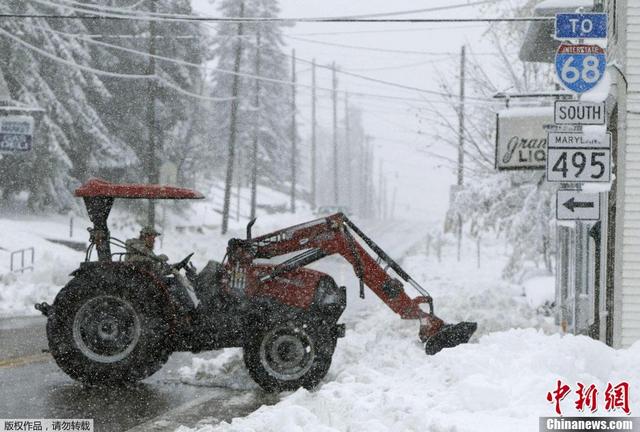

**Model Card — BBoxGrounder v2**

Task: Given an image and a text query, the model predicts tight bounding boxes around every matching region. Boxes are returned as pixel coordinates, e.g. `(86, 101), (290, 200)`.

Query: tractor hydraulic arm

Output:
(239, 213), (446, 339)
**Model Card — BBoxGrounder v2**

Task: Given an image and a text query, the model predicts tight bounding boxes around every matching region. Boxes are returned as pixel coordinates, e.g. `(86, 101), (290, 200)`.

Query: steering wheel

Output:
(172, 252), (194, 271)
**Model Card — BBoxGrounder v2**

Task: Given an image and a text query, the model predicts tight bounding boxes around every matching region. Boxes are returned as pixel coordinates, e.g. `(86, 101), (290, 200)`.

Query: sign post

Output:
(551, 12), (608, 337)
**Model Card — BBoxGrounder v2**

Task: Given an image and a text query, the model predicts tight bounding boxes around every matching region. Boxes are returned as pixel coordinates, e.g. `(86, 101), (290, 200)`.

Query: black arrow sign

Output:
(563, 197), (595, 212)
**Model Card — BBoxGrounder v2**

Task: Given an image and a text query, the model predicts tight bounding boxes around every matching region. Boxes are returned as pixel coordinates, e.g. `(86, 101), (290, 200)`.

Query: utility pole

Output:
(250, 29), (261, 220)
(344, 92), (351, 208)
(362, 135), (370, 217)
(378, 160), (383, 219)
(332, 62), (339, 205)
(456, 44), (466, 262)
(368, 142), (375, 217)
(146, 0), (157, 227)
(310, 58), (317, 210)
(290, 49), (297, 213)
(221, 1), (244, 234)
(390, 184), (397, 220)
(236, 151), (241, 221)
(382, 176), (388, 220)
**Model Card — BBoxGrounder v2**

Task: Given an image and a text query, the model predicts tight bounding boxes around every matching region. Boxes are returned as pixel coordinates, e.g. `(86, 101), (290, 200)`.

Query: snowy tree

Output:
(78, 0), (210, 186)
(0, 0), (137, 211)
(209, 0), (294, 192)
(423, 0), (557, 276)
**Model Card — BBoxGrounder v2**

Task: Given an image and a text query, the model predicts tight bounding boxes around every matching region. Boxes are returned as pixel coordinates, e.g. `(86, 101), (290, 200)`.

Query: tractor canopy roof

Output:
(75, 178), (204, 200)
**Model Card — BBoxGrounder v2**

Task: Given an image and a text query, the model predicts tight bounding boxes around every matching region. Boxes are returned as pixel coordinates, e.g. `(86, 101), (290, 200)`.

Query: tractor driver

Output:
(125, 226), (169, 265)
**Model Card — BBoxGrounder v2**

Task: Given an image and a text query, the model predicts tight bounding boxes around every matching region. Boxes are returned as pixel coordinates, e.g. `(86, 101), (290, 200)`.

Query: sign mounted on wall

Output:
(495, 106), (553, 170)
(555, 44), (606, 94)
(555, 13), (608, 39)
(0, 115), (34, 153)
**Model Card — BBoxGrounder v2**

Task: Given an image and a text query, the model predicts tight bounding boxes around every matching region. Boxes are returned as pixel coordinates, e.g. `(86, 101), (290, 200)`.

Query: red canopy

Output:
(74, 178), (204, 200)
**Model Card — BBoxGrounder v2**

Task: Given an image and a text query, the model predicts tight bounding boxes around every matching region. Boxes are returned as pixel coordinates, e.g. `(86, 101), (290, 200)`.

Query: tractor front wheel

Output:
(243, 316), (336, 392)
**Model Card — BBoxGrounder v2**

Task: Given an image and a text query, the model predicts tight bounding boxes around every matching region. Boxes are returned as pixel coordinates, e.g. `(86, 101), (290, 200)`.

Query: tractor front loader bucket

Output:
(423, 321), (477, 355)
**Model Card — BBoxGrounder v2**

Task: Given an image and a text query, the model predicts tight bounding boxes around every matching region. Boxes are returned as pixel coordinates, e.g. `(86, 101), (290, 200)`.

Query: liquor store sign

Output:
(495, 107), (553, 170)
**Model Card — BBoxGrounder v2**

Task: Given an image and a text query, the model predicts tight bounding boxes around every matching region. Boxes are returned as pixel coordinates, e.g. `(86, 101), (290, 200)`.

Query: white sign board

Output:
(556, 190), (600, 221)
(554, 101), (606, 125)
(546, 131), (611, 183)
(0, 115), (34, 153)
(495, 107), (553, 170)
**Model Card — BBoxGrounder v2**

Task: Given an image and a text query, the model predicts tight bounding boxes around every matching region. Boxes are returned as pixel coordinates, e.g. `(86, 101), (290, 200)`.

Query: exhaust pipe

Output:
(246, 218), (257, 240)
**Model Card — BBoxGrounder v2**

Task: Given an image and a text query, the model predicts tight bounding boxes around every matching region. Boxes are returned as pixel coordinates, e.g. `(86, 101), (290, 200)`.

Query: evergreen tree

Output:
(79, 0), (209, 185)
(438, 0), (556, 276)
(0, 0), (136, 211)
(210, 0), (293, 192)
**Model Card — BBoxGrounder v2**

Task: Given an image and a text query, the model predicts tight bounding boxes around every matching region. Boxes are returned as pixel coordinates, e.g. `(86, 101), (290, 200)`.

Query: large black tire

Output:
(243, 313), (337, 392)
(47, 270), (171, 385)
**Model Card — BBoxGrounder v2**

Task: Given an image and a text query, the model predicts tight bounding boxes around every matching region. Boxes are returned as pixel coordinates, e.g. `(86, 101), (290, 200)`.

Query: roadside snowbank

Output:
(175, 237), (600, 432)
(177, 324), (639, 432)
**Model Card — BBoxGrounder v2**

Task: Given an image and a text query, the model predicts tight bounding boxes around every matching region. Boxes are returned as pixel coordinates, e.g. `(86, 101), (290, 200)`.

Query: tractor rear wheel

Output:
(47, 272), (171, 385)
(243, 314), (337, 392)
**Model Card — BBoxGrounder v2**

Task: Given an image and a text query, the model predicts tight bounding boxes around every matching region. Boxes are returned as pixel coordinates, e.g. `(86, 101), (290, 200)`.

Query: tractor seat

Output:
(193, 260), (223, 306)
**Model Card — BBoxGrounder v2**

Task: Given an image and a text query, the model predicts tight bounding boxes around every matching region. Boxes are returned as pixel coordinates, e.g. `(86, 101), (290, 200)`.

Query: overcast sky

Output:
(192, 0), (513, 222)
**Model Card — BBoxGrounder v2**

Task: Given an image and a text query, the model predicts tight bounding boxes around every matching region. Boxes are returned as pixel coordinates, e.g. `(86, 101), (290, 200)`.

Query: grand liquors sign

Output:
(495, 106), (553, 170)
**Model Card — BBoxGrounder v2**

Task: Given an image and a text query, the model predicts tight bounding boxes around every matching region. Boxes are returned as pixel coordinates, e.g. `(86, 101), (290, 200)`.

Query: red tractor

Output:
(35, 179), (476, 391)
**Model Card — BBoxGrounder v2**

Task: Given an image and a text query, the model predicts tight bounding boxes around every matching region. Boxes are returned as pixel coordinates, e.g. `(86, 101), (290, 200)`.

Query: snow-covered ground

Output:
(175, 235), (639, 432)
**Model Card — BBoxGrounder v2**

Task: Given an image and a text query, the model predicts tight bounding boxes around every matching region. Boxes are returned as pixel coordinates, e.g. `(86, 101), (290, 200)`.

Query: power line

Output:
(0, 27), (150, 80)
(34, 26), (497, 105)
(2, 3), (555, 24)
(0, 27), (234, 102)
(285, 34), (507, 57)
(292, 55), (493, 102)
(5, 15), (552, 23)
(285, 35), (458, 56)
(287, 24), (487, 37)
(330, 59), (451, 72)
(26, 0), (511, 23)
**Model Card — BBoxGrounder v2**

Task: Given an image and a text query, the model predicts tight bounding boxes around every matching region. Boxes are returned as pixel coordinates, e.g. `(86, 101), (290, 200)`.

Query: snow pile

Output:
(0, 217), (86, 316)
(178, 349), (258, 391)
(173, 236), (607, 432)
(177, 326), (640, 432)
(522, 276), (555, 308)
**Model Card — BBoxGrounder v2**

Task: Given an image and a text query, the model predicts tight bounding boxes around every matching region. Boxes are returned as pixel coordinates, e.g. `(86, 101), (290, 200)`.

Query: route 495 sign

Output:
(546, 131), (611, 183)
(555, 44), (606, 94)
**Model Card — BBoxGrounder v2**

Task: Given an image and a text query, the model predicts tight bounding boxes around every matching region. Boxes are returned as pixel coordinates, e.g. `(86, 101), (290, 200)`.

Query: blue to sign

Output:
(555, 44), (606, 93)
(556, 13), (607, 39)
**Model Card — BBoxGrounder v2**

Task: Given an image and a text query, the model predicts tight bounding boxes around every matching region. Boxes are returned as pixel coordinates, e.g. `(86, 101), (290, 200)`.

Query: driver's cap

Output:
(140, 226), (161, 237)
